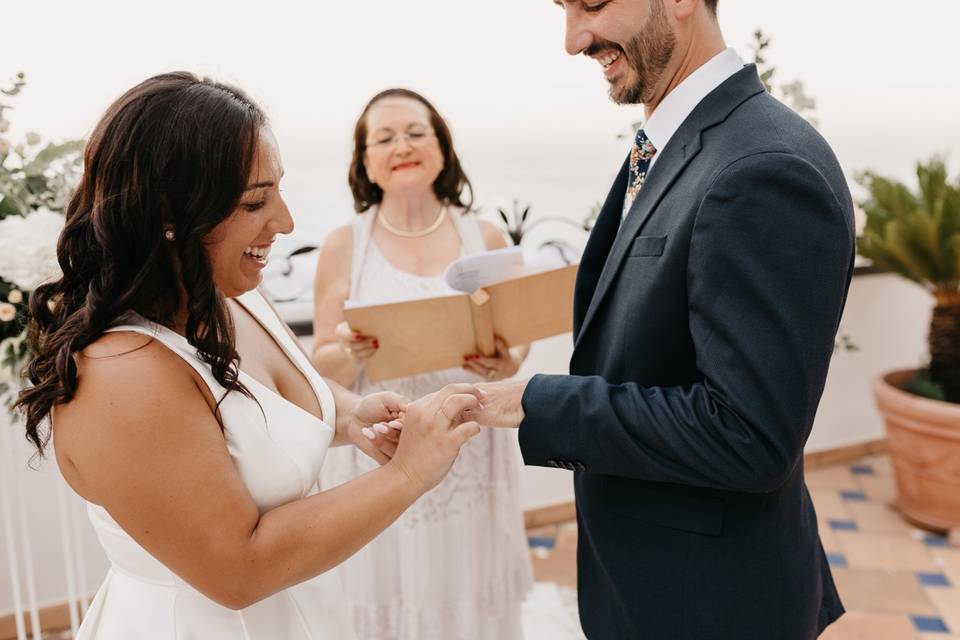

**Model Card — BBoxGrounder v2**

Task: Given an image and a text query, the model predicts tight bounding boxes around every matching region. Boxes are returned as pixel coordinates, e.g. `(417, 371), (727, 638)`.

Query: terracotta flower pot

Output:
(873, 369), (960, 533)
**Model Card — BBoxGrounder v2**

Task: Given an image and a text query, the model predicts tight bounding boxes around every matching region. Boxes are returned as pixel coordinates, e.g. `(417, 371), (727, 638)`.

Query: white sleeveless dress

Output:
(73, 290), (357, 639)
(320, 209), (533, 640)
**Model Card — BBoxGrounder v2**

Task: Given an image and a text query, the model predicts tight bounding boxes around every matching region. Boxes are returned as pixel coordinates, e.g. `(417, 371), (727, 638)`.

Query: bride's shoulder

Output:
(72, 331), (210, 412)
(54, 329), (220, 497)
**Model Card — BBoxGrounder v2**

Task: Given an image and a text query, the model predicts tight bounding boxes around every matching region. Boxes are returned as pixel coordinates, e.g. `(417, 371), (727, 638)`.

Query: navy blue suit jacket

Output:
(519, 66), (854, 639)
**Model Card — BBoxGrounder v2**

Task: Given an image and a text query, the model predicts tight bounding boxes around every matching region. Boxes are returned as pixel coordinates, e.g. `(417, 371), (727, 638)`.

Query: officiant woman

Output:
(310, 88), (534, 639)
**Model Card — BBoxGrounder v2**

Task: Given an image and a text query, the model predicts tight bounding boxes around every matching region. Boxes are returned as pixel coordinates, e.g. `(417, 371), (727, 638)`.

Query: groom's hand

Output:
(345, 391), (406, 465)
(469, 379), (528, 428)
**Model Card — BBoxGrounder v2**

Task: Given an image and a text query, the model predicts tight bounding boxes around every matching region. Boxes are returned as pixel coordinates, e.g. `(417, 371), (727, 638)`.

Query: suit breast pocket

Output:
(628, 234), (667, 258)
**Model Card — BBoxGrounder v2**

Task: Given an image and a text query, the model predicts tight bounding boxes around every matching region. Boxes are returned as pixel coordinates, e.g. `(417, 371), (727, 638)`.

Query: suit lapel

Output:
(573, 65), (766, 350)
(572, 156), (630, 339)
(574, 128), (703, 349)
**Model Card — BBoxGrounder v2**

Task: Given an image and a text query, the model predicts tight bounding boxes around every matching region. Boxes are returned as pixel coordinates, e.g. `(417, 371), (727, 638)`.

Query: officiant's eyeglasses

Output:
(365, 127), (435, 151)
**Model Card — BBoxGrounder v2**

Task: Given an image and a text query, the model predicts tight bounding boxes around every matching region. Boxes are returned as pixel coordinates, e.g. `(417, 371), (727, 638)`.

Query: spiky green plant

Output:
(857, 158), (960, 402)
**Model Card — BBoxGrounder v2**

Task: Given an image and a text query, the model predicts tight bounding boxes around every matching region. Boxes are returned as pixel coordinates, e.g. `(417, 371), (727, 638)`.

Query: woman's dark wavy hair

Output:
(348, 88), (474, 213)
(16, 71), (265, 456)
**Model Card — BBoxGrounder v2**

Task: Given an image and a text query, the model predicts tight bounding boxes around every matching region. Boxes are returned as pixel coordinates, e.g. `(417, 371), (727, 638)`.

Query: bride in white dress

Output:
(14, 72), (484, 639)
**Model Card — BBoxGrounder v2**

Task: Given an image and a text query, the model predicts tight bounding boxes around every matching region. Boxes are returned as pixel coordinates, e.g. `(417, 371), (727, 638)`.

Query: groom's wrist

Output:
(476, 378), (528, 427)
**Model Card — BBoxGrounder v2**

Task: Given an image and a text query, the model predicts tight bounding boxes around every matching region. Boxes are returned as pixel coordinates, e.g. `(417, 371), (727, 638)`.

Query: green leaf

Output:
(903, 371), (946, 401)
(0, 193), (24, 217)
(857, 157), (960, 292)
(22, 139), (83, 177)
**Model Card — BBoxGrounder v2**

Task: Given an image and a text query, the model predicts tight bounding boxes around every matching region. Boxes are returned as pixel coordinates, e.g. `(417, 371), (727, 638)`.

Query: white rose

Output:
(0, 208), (65, 291)
(0, 302), (15, 322)
(25, 131), (41, 146)
(7, 289), (23, 304)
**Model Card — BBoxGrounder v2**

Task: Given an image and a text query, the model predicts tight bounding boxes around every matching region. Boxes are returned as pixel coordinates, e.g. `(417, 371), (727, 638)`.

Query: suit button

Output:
(574, 462), (586, 471)
(546, 459), (559, 468)
(564, 461), (576, 471)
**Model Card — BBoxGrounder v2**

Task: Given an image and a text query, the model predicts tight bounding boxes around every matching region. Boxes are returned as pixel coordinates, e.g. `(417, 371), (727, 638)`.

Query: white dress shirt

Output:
(622, 48), (744, 218)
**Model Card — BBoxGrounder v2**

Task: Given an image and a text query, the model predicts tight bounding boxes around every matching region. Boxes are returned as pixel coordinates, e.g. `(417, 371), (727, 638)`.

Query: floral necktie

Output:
(623, 129), (657, 218)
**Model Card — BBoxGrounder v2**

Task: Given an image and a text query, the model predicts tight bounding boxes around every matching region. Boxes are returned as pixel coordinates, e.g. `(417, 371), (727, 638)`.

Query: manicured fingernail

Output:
(361, 427), (376, 440)
(477, 387), (489, 396)
(374, 423), (390, 434)
(373, 339), (379, 348)
(354, 333), (363, 340)
(388, 420), (403, 430)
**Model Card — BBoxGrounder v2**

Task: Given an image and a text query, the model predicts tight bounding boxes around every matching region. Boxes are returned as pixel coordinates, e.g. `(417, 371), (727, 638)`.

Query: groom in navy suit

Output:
(475, 0), (854, 638)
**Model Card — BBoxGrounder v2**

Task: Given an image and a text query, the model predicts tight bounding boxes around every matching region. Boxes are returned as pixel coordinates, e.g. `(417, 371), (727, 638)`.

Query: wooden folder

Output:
(343, 264), (578, 382)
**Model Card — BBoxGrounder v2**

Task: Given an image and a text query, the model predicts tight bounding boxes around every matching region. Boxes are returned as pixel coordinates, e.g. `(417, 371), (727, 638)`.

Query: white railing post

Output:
(55, 479), (81, 634)
(11, 448), (42, 639)
(1, 417), (28, 640)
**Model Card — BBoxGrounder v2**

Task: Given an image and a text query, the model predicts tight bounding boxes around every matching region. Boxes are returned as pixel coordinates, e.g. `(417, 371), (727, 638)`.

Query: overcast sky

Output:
(3, 0), (958, 239)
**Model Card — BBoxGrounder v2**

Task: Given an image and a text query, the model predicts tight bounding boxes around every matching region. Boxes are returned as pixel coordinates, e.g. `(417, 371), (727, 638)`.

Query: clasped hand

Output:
(346, 384), (486, 491)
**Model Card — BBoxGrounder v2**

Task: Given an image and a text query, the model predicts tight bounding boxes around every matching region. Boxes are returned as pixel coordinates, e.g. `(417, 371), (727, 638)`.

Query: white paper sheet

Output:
(443, 245), (575, 293)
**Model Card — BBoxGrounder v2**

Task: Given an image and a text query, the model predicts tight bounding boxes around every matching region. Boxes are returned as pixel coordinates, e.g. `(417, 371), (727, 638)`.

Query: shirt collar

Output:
(643, 48), (744, 157)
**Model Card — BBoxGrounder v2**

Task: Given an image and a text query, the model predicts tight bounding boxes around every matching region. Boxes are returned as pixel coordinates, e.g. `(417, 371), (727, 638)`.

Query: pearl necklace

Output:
(377, 205), (447, 238)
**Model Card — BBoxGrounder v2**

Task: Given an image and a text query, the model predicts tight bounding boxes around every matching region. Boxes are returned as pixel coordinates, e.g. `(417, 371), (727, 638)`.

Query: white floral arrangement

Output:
(0, 72), (81, 417)
(0, 210), (65, 410)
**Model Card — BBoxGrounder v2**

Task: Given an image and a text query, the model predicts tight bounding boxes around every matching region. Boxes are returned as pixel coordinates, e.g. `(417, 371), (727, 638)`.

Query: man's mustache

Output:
(584, 40), (624, 57)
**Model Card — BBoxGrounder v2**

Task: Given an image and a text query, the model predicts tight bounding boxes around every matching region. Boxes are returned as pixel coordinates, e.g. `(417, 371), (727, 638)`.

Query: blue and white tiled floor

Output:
(523, 453), (960, 640)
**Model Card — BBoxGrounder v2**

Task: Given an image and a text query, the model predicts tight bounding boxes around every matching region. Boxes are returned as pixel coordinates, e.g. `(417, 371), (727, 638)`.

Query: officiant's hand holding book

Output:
(343, 246), (578, 382)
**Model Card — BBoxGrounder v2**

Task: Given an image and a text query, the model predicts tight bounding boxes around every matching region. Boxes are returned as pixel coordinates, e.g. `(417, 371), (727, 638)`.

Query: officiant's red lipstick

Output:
(391, 161), (421, 171)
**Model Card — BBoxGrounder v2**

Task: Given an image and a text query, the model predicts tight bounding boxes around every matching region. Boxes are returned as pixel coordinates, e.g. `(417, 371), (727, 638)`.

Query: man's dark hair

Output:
(705, 0), (718, 16)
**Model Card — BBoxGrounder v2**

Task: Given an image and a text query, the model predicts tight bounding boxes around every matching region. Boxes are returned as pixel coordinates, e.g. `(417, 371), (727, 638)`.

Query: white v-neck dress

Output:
(73, 290), (357, 639)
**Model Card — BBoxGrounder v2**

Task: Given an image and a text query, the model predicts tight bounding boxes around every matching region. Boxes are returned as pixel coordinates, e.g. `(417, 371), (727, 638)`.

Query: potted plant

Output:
(857, 157), (960, 536)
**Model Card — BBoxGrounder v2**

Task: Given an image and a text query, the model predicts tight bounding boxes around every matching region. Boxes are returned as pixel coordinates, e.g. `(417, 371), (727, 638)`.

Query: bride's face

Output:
(204, 128), (293, 298)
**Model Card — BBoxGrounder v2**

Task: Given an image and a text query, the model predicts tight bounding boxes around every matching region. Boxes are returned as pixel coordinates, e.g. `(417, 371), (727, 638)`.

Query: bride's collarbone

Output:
(228, 301), (322, 418)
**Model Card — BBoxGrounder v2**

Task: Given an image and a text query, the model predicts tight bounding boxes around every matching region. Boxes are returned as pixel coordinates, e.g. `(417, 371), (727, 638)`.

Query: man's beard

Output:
(611, 1), (676, 105)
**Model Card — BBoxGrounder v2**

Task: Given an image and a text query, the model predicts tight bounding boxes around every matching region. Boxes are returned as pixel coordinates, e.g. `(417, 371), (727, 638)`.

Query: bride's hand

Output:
(343, 391), (406, 465)
(390, 383), (484, 493)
